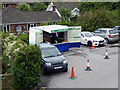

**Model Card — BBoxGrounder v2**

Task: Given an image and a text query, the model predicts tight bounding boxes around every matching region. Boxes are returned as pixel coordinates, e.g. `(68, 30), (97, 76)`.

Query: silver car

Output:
(93, 28), (119, 44)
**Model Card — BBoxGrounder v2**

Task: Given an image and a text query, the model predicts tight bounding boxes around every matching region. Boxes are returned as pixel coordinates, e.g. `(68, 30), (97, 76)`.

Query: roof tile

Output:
(2, 6), (60, 24)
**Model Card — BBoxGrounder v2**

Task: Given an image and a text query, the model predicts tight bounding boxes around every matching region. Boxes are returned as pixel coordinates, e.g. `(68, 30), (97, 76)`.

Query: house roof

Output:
(1, 6), (60, 24)
(1, 0), (40, 3)
(53, 2), (79, 11)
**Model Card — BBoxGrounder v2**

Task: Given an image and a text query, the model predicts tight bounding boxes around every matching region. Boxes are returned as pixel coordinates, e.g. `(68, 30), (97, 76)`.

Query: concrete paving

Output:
(46, 44), (118, 88)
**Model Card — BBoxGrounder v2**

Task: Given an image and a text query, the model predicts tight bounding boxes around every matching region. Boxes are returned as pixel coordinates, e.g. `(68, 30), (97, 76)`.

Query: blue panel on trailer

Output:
(69, 42), (81, 48)
(54, 43), (69, 52)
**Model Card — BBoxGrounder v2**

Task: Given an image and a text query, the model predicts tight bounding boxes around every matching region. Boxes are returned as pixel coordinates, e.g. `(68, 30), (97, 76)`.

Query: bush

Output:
(12, 45), (42, 89)
(19, 34), (29, 43)
(2, 33), (27, 74)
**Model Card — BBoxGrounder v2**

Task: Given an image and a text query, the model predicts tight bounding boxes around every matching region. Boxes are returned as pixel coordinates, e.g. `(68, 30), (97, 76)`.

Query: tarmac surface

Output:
(36, 42), (119, 89)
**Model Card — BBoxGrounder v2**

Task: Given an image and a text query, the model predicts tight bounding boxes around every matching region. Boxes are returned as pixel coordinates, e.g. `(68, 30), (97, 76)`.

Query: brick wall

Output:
(10, 24), (28, 33)
(37, 23), (41, 26)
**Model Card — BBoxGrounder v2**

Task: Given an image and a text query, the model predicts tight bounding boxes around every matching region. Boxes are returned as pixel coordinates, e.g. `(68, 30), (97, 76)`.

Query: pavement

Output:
(36, 42), (119, 89)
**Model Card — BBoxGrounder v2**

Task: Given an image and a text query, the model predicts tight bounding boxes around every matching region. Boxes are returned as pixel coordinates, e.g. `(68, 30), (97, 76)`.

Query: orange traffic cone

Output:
(91, 41), (95, 49)
(104, 50), (109, 59)
(85, 59), (92, 71)
(69, 66), (77, 79)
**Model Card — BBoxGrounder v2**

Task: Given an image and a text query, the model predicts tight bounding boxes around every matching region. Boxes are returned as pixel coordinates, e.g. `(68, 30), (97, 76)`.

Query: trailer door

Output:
(68, 26), (81, 42)
(35, 30), (43, 44)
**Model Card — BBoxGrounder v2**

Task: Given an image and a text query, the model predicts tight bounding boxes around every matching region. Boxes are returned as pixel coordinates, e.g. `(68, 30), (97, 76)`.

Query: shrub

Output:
(2, 33), (27, 74)
(12, 45), (42, 89)
(19, 34), (29, 43)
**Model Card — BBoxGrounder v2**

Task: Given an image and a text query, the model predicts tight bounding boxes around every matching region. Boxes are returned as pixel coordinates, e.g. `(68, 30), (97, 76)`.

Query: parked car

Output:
(93, 28), (119, 44)
(113, 26), (120, 40)
(81, 32), (105, 46)
(37, 43), (68, 75)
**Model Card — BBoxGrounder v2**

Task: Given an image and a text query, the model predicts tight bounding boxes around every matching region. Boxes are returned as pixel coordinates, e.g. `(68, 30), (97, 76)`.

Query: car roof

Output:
(81, 31), (92, 33)
(97, 28), (113, 30)
(38, 43), (55, 49)
(114, 26), (120, 27)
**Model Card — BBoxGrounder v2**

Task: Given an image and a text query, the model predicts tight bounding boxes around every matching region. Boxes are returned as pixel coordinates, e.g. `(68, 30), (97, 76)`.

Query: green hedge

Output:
(12, 45), (42, 89)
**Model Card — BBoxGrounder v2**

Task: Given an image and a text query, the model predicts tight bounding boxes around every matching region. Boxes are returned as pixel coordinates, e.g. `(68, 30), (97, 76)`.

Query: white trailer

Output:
(29, 25), (81, 52)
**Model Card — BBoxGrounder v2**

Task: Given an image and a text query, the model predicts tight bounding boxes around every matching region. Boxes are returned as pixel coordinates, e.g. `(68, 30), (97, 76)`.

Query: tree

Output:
(57, 17), (74, 26)
(12, 45), (42, 89)
(18, 3), (31, 11)
(60, 6), (71, 21)
(75, 8), (119, 31)
(78, 2), (119, 12)
(31, 2), (47, 11)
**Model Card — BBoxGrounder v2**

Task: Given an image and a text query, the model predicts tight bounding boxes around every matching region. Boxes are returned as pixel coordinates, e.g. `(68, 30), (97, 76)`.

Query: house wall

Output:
(37, 23), (41, 26)
(10, 24), (28, 33)
(2, 3), (17, 8)
(3, 21), (57, 33)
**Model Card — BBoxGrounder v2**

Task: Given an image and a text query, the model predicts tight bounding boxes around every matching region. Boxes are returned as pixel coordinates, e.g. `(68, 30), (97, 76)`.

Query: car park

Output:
(81, 32), (105, 46)
(113, 26), (120, 40)
(93, 28), (119, 44)
(37, 43), (68, 75)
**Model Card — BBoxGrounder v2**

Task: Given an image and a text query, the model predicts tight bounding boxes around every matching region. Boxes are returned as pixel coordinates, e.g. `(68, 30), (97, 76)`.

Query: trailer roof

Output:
(31, 25), (76, 33)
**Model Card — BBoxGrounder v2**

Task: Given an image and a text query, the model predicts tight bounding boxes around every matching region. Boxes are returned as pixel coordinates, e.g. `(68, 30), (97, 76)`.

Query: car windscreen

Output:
(109, 30), (118, 34)
(114, 27), (120, 30)
(42, 47), (61, 58)
(83, 33), (94, 37)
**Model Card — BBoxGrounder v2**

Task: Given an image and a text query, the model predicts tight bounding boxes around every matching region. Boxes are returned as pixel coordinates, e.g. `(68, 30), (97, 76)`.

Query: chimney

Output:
(10, 3), (17, 8)
(52, 5), (56, 11)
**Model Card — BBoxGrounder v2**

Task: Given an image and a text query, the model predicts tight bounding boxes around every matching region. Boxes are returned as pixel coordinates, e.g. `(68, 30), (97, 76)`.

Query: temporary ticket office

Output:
(29, 25), (81, 52)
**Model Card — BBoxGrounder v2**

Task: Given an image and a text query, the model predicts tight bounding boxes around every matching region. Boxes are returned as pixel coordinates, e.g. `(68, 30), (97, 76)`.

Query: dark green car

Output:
(37, 43), (68, 75)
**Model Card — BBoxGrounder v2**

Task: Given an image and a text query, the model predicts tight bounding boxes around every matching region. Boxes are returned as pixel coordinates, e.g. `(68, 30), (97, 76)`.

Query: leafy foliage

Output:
(31, 2), (47, 11)
(78, 2), (119, 12)
(75, 7), (119, 31)
(18, 3), (32, 11)
(12, 45), (42, 89)
(56, 17), (74, 26)
(2, 33), (27, 73)
(60, 6), (71, 21)
(57, 2), (119, 31)
(19, 33), (29, 43)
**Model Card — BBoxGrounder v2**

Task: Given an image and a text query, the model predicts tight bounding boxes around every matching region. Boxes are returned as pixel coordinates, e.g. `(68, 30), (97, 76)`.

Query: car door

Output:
(81, 33), (86, 44)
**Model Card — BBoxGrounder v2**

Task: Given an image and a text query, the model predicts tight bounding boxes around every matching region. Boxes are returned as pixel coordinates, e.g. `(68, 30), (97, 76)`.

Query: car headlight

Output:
(45, 63), (51, 66)
(63, 60), (67, 64)
(93, 40), (97, 42)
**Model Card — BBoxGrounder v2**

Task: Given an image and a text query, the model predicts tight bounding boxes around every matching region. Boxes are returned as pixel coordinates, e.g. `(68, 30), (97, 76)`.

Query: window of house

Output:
(7, 25), (10, 32)
(3, 4), (9, 8)
(34, 23), (37, 27)
(2, 25), (10, 32)
(3, 26), (6, 32)
(28, 23), (37, 31)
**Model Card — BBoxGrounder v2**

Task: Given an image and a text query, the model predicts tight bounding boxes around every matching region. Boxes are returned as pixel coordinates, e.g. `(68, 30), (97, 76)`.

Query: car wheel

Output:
(87, 41), (92, 46)
(105, 38), (109, 44)
(63, 67), (68, 72)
